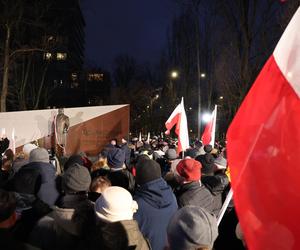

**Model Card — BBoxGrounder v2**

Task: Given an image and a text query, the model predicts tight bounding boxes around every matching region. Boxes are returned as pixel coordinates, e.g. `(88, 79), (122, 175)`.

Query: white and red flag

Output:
(201, 105), (217, 146)
(227, 7), (300, 250)
(165, 97), (189, 153)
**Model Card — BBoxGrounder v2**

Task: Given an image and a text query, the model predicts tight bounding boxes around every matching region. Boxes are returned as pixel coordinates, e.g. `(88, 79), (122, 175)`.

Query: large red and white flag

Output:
(201, 105), (217, 146)
(165, 98), (189, 153)
(227, 7), (300, 250)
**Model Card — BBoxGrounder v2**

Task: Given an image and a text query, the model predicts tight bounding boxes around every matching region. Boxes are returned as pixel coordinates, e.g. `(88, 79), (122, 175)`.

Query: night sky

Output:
(82, 0), (177, 70)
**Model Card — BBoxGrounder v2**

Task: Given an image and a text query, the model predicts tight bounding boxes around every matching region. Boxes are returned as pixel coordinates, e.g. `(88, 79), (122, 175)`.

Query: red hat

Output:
(176, 158), (202, 181)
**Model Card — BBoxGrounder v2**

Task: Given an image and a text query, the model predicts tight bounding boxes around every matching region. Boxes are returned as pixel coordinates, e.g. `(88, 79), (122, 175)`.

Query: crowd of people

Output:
(0, 136), (246, 250)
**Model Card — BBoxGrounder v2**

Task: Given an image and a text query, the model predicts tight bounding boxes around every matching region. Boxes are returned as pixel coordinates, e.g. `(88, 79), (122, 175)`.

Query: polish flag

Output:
(165, 98), (189, 153)
(201, 105), (217, 146)
(227, 7), (300, 250)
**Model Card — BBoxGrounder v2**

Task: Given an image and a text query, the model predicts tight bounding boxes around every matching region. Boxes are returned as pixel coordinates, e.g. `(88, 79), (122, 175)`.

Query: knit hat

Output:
(29, 148), (49, 163)
(139, 150), (153, 160)
(176, 158), (202, 181)
(167, 205), (218, 250)
(204, 145), (213, 153)
(107, 148), (125, 170)
(64, 155), (84, 171)
(195, 154), (215, 175)
(165, 148), (177, 160)
(62, 163), (91, 193)
(185, 148), (200, 159)
(23, 143), (38, 157)
(136, 159), (161, 185)
(214, 156), (227, 170)
(95, 186), (138, 222)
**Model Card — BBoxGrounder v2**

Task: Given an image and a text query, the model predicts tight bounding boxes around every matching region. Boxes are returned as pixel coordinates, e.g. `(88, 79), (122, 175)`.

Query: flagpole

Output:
(217, 188), (233, 226)
(211, 105), (217, 146)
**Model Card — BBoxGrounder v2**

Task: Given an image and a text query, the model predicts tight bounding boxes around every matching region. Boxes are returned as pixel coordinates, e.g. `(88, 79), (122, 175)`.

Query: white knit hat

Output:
(95, 186), (138, 223)
(23, 143), (38, 157)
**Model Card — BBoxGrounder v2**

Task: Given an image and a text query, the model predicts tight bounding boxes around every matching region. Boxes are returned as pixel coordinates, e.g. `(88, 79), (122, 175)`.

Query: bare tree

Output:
(0, 0), (52, 111)
(212, 0), (299, 129)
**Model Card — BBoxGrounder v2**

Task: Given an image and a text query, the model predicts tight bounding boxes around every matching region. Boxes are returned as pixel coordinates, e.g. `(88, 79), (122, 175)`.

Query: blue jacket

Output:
(134, 178), (178, 250)
(12, 162), (59, 206)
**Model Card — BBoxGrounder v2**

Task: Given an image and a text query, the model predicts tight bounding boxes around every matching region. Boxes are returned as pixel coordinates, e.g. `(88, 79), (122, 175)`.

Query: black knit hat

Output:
(64, 155), (84, 171)
(136, 159), (161, 185)
(185, 148), (200, 159)
(62, 163), (91, 193)
(195, 154), (214, 175)
(204, 145), (213, 153)
(107, 148), (125, 170)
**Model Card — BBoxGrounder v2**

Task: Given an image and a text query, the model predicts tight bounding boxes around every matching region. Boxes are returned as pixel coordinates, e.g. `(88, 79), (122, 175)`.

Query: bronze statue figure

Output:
(55, 108), (70, 147)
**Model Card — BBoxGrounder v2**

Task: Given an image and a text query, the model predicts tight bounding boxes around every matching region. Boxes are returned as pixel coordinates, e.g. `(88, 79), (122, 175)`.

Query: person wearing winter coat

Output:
(10, 147), (59, 206)
(134, 159), (178, 250)
(29, 163), (95, 250)
(174, 158), (216, 214)
(106, 148), (135, 193)
(0, 189), (41, 250)
(200, 155), (229, 215)
(94, 186), (150, 250)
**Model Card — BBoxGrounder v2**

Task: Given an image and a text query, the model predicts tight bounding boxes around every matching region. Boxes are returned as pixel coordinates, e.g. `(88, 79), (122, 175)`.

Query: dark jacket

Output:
(134, 178), (178, 250)
(96, 220), (151, 250)
(4, 193), (52, 243)
(0, 228), (41, 250)
(202, 174), (229, 215)
(107, 169), (135, 194)
(174, 181), (215, 214)
(11, 162), (59, 206)
(121, 143), (131, 168)
(29, 194), (95, 250)
(10, 158), (29, 177)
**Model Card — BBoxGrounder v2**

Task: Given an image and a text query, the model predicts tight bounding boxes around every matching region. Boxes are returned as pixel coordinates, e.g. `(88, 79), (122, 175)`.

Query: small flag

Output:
(201, 105), (217, 146)
(165, 97), (189, 153)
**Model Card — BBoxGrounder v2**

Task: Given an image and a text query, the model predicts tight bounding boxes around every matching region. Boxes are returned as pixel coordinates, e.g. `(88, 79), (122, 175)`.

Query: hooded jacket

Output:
(11, 162), (59, 206)
(134, 178), (178, 250)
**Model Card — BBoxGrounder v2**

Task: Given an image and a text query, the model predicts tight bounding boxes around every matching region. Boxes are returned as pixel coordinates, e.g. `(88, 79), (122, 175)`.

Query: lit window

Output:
(57, 53), (67, 61)
(71, 73), (78, 81)
(88, 73), (104, 82)
(44, 52), (52, 60)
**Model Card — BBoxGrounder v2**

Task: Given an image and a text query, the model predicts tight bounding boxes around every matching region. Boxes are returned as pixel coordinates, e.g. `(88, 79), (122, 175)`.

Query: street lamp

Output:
(202, 112), (212, 123)
(201, 73), (206, 78)
(171, 71), (178, 79)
